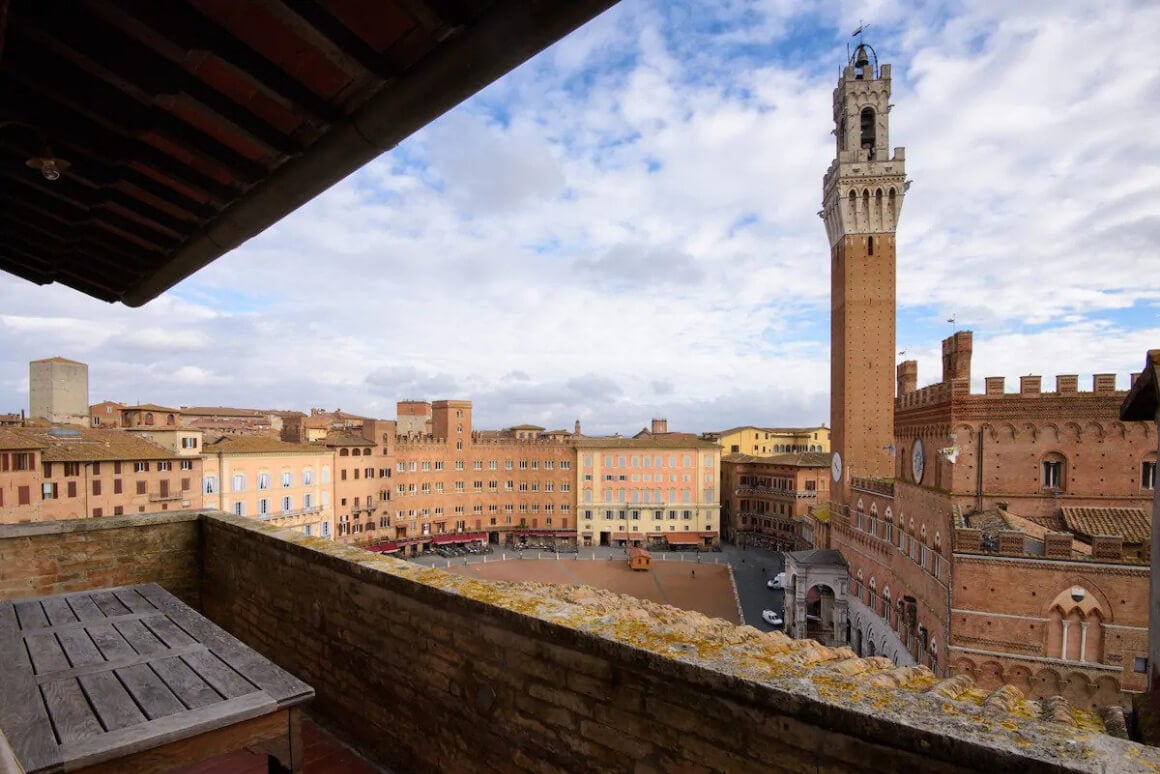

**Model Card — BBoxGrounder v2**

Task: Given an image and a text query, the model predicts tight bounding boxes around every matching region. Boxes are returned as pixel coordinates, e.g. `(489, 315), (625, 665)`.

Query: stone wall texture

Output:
(0, 512), (199, 604)
(198, 513), (1157, 773)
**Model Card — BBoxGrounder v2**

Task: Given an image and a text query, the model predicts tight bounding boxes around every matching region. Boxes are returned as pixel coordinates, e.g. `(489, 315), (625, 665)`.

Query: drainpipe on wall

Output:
(975, 427), (984, 513)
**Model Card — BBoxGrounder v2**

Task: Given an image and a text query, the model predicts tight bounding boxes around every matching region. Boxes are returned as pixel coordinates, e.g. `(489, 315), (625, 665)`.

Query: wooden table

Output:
(0, 584), (314, 773)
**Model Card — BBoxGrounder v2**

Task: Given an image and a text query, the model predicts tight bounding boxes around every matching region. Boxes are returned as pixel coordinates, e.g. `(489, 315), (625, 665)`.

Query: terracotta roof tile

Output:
(123, 403), (179, 413)
(1061, 507), (1150, 543)
(323, 430), (375, 447)
(181, 406), (267, 417)
(574, 436), (720, 450)
(722, 451), (832, 467)
(204, 435), (325, 455)
(0, 428), (48, 450)
(4, 426), (179, 461)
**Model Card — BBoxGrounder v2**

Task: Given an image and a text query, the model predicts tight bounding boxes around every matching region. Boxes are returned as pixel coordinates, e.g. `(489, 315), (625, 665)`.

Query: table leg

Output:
(267, 706), (303, 774)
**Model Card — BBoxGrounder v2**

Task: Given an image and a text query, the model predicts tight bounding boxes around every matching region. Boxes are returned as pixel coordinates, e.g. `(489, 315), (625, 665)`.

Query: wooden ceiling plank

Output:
(87, 0), (340, 127)
(6, 37), (268, 186)
(0, 80), (235, 208)
(19, 11), (299, 160)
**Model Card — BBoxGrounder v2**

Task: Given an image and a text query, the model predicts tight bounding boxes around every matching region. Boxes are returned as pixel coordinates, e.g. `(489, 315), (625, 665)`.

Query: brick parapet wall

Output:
(0, 512), (200, 605)
(200, 511), (1157, 773)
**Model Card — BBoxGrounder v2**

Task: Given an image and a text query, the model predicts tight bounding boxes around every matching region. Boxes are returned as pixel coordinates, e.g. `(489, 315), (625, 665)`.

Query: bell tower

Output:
(820, 42), (907, 507)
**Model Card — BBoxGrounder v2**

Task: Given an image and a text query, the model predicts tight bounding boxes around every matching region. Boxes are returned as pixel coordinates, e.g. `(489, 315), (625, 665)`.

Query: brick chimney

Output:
(651, 418), (668, 435)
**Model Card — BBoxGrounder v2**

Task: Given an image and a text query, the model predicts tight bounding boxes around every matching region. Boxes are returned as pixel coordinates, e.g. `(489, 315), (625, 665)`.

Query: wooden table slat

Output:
(2, 584), (314, 774)
(40, 678), (104, 745)
(113, 618), (167, 656)
(78, 671), (147, 732)
(13, 600), (49, 630)
(40, 597), (79, 627)
(89, 591), (131, 618)
(143, 614), (198, 649)
(67, 595), (107, 622)
(136, 586), (313, 707)
(113, 588), (158, 615)
(151, 655), (224, 710)
(0, 603), (61, 772)
(35, 643), (208, 686)
(115, 663), (188, 720)
(25, 633), (71, 675)
(181, 650), (260, 699)
(86, 621), (138, 662)
(56, 628), (105, 668)
(58, 692), (277, 771)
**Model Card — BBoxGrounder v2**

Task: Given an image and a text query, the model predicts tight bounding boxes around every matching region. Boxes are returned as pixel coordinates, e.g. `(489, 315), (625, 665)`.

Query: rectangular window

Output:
(282, 496), (292, 512)
(93, 508), (102, 518)
(134, 462), (148, 473)
(114, 479), (123, 495)
(92, 480), (101, 496)
(1143, 461), (1157, 491)
(136, 481), (146, 495)
(281, 472), (293, 487)
(42, 483), (57, 500)
(18, 486), (30, 505)
(158, 461), (171, 472)
(560, 461), (570, 470)
(258, 473), (271, 490)
(114, 506), (123, 516)
(64, 462), (80, 476)
(259, 498), (270, 516)
(234, 501), (245, 517)
(181, 460), (193, 471)
(181, 437), (198, 449)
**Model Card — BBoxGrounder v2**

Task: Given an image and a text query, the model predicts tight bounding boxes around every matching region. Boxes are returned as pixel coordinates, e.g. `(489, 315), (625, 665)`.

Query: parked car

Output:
(767, 572), (785, 590)
(761, 609), (783, 627)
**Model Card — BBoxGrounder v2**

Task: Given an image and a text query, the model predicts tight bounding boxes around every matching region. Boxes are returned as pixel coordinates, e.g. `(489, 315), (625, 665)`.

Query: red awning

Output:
(432, 535), (456, 545)
(646, 532), (665, 537)
(363, 541), (399, 553)
(612, 532), (628, 540)
(665, 533), (703, 545)
(516, 530), (571, 537)
(698, 532), (719, 538)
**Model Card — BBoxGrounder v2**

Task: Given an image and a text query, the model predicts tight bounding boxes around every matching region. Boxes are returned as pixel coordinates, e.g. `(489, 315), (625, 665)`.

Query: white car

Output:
(761, 609), (783, 627)
(766, 572), (785, 590)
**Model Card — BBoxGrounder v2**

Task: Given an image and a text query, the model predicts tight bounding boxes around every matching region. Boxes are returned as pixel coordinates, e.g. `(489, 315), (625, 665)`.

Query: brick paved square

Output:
(447, 557), (739, 623)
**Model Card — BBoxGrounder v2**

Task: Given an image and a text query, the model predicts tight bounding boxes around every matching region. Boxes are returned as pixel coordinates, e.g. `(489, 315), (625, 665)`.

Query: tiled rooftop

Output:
(0, 425), (180, 461)
(1062, 507), (1151, 544)
(203, 435), (324, 455)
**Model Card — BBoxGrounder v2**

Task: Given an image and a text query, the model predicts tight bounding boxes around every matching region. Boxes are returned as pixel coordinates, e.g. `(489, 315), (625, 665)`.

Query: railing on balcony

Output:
(734, 486), (818, 499)
(259, 506), (323, 522)
(850, 476), (894, 497)
(148, 490), (188, 503)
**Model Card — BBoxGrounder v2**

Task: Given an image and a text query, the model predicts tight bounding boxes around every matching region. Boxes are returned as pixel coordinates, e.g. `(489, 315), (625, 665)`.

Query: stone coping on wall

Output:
(196, 510), (1160, 772)
(0, 510), (201, 536)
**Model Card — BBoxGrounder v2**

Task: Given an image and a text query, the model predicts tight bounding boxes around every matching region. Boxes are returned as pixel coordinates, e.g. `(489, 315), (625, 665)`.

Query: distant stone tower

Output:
(29, 357), (89, 425)
(819, 42), (907, 507)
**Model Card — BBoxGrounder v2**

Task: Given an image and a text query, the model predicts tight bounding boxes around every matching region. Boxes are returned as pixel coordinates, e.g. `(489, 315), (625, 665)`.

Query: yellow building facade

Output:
(708, 425), (830, 457)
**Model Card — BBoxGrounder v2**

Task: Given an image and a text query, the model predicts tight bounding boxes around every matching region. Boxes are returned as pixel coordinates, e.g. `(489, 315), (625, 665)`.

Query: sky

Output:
(1, 0), (1158, 436)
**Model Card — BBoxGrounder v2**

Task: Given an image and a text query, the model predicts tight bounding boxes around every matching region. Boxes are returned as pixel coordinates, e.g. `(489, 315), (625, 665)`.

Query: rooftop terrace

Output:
(2, 511), (1159, 772)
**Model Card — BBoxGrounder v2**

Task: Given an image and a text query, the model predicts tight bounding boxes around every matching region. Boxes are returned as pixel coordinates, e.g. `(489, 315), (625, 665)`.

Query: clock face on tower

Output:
(912, 438), (925, 484)
(832, 451), (843, 483)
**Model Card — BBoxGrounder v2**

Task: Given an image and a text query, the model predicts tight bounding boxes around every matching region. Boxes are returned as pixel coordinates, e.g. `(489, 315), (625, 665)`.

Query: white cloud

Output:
(0, 1), (1156, 435)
